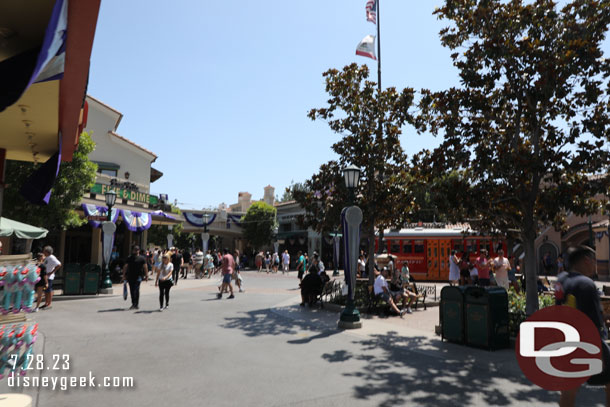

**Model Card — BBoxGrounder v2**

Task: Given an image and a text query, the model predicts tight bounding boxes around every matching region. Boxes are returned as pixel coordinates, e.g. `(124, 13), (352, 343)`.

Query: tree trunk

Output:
(522, 224), (539, 316)
(368, 221), (376, 287)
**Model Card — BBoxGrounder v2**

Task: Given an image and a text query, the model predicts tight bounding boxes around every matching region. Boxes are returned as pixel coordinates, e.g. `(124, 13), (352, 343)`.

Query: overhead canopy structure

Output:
(0, 0), (102, 163)
(0, 217), (48, 239)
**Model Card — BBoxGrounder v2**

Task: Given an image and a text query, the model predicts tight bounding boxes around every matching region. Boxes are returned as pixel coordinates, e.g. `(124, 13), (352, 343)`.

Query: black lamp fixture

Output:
(105, 189), (117, 211)
(342, 164), (361, 204)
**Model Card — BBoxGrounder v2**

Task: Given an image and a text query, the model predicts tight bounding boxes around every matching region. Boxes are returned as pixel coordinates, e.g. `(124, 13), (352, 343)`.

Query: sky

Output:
(87, 1), (461, 209)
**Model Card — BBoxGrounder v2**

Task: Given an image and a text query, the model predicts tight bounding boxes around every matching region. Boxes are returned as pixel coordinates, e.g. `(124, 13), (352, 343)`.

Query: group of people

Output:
(448, 248), (520, 292)
(372, 253), (418, 317)
(121, 245), (245, 311)
(255, 250), (291, 274)
(32, 245), (62, 312)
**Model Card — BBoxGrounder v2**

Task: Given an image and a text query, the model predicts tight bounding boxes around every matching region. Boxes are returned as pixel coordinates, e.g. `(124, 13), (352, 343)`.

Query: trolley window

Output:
(453, 241), (463, 253)
(414, 240), (425, 253)
(390, 241), (400, 254)
(402, 240), (412, 254)
(466, 240), (476, 254)
(480, 240), (491, 253)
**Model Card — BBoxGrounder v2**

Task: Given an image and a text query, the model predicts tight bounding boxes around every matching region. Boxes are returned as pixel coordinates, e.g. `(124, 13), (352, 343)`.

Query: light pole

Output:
(329, 228), (341, 277)
(273, 225), (279, 255)
(201, 213), (210, 253)
(338, 165), (363, 329)
(100, 190), (117, 293)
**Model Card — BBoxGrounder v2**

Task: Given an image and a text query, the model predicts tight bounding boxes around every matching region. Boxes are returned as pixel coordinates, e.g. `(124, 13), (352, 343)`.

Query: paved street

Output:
(1, 271), (607, 407)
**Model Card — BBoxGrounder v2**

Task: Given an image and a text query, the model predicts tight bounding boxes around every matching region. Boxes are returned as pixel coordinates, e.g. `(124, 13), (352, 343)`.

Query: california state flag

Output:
(356, 35), (376, 60)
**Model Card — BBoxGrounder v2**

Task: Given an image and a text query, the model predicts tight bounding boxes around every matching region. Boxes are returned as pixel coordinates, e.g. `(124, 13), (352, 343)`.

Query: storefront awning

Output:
(79, 200), (182, 230)
(0, 217), (48, 239)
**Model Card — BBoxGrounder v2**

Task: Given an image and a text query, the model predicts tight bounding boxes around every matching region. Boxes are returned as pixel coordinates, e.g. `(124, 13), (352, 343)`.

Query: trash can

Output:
(440, 286), (467, 343)
(63, 264), (82, 295)
(82, 264), (101, 295)
(465, 286), (509, 350)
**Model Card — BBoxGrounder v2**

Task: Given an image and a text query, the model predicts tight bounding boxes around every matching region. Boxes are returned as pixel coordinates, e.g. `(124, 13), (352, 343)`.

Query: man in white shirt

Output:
(42, 245), (61, 309)
(193, 248), (204, 278)
(373, 268), (406, 317)
(493, 249), (511, 291)
(281, 250), (290, 274)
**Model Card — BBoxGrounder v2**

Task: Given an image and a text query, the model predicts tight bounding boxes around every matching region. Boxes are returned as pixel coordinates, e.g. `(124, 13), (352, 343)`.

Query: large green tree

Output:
(241, 201), (277, 251)
(306, 63), (416, 282)
(3, 132), (98, 230)
(414, 0), (610, 315)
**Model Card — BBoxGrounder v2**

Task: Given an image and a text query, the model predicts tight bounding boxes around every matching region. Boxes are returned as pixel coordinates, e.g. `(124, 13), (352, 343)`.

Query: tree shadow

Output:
(321, 331), (607, 407)
(222, 305), (339, 340)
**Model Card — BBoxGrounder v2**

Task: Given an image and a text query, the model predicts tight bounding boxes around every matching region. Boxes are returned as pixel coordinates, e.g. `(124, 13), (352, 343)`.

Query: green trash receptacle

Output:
(465, 286), (509, 350)
(63, 264), (82, 295)
(440, 286), (467, 343)
(82, 264), (101, 295)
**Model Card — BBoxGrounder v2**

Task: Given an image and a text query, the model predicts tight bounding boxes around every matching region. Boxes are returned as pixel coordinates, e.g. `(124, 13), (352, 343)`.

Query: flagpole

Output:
(375, 0), (385, 255)
(377, 0), (381, 91)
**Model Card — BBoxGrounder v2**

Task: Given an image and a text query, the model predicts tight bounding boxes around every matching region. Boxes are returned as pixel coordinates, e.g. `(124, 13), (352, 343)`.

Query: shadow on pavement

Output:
(320, 330), (608, 407)
(97, 308), (128, 313)
(222, 305), (339, 341)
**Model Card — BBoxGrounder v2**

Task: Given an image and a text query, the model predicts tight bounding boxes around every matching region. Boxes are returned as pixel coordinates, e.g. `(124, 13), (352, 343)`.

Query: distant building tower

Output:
(238, 192), (252, 212)
(263, 185), (275, 206)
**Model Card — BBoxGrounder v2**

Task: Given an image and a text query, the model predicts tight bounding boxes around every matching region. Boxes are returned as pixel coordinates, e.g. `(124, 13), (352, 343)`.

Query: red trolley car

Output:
(375, 224), (507, 281)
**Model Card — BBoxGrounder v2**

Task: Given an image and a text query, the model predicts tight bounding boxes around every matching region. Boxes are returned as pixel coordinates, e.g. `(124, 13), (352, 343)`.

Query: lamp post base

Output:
(338, 303), (362, 329)
(100, 287), (114, 295)
(332, 269), (340, 277)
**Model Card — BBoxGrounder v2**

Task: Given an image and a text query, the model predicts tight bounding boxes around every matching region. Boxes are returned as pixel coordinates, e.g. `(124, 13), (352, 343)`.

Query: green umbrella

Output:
(0, 217), (48, 240)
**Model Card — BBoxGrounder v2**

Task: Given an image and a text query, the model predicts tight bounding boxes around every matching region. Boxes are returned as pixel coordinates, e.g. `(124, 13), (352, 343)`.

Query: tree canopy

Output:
(241, 201), (277, 251)
(301, 63), (416, 279)
(414, 0), (610, 314)
(3, 132), (98, 230)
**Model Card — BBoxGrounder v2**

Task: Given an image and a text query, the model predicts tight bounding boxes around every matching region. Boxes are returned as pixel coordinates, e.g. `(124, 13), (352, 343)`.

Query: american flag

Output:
(366, 0), (377, 24)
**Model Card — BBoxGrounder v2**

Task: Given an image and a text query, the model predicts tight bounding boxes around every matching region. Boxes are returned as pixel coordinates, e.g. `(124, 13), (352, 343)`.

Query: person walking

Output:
(233, 249), (244, 293)
(264, 252), (271, 274)
(41, 245), (61, 309)
(217, 248), (235, 299)
(556, 246), (610, 407)
(282, 250), (290, 274)
(272, 252), (280, 273)
(155, 253), (173, 311)
(193, 248), (204, 279)
(296, 251), (306, 283)
(122, 245), (148, 310)
(170, 247), (183, 286)
(33, 252), (48, 312)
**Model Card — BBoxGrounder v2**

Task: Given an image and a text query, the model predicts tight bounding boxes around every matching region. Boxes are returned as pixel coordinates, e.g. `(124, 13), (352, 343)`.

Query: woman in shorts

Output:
(33, 253), (48, 312)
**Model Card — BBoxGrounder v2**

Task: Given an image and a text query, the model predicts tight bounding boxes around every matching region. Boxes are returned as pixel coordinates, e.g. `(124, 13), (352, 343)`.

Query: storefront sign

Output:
(90, 184), (159, 205)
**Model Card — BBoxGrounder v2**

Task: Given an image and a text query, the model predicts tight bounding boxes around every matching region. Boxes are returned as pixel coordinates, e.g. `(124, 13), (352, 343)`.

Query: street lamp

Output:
(101, 190), (117, 292)
(343, 164), (361, 204)
(338, 165), (363, 329)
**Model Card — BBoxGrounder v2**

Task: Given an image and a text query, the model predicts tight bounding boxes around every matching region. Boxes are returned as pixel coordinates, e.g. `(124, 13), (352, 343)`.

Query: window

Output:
(402, 240), (412, 254)
(414, 240), (425, 253)
(481, 240), (491, 253)
(453, 241), (463, 253)
(466, 240), (476, 254)
(390, 241), (400, 253)
(99, 168), (117, 177)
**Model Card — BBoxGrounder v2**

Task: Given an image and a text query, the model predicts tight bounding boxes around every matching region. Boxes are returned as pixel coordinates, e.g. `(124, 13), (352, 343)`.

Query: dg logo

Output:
(516, 306), (603, 390)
